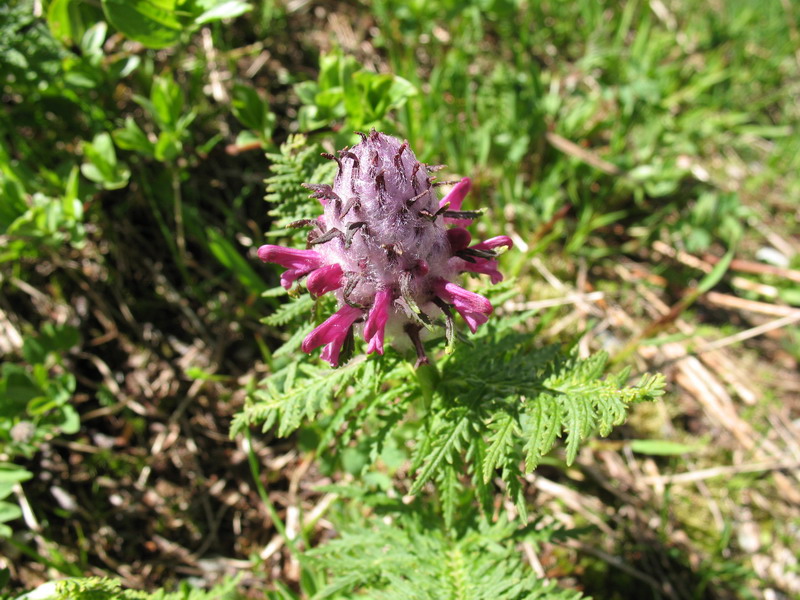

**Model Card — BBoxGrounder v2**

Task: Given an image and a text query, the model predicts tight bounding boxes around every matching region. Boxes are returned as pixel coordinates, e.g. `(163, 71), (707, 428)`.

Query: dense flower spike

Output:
(258, 130), (511, 366)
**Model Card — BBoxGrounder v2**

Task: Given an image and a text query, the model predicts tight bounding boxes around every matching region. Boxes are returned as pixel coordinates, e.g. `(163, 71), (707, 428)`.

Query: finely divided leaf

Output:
(483, 412), (517, 483)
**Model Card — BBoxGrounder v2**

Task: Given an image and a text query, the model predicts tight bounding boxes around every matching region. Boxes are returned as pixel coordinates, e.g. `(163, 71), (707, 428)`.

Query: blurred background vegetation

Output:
(1, 0), (799, 597)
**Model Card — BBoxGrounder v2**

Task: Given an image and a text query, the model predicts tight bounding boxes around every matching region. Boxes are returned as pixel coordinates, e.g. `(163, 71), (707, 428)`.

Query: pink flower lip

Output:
(364, 289), (391, 355)
(471, 235), (513, 253)
(413, 259), (430, 276)
(446, 228), (472, 252)
(439, 177), (473, 227)
(439, 177), (471, 211)
(459, 259), (504, 284)
(301, 304), (363, 366)
(454, 235), (512, 285)
(432, 279), (493, 333)
(306, 263), (344, 297)
(258, 245), (324, 289)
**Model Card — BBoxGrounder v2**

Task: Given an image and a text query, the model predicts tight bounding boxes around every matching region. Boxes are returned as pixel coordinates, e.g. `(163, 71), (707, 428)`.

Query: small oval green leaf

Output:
(630, 439), (698, 456)
(102, 0), (184, 49)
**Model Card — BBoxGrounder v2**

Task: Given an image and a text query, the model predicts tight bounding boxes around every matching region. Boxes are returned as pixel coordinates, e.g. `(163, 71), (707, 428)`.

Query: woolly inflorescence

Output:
(258, 130), (512, 367)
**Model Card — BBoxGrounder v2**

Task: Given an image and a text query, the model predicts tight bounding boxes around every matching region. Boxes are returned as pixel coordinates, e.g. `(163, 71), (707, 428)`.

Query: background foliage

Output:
(1, 0), (799, 598)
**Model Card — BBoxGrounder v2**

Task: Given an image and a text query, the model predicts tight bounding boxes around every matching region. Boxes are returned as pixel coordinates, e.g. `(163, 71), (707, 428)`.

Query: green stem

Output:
(244, 429), (300, 558)
(171, 166), (186, 261)
(414, 359), (440, 414)
(140, 164), (191, 284)
(5, 537), (83, 577)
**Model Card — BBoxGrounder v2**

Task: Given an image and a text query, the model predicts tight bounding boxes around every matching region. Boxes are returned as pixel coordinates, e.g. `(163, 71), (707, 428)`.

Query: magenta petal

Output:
(257, 245), (321, 268)
(439, 177), (471, 211)
(320, 343), (337, 365)
(471, 236), (513, 252)
(439, 178), (473, 227)
(302, 305), (363, 366)
(455, 236), (511, 284)
(364, 289), (391, 355)
(446, 227), (472, 252)
(306, 263), (344, 296)
(433, 279), (493, 333)
(459, 259), (504, 284)
(258, 245), (324, 289)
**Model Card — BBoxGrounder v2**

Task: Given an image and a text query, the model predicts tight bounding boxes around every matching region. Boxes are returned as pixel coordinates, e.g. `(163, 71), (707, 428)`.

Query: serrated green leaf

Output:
(483, 412), (517, 483)
(262, 295), (313, 327)
(410, 411), (470, 495)
(523, 394), (560, 471)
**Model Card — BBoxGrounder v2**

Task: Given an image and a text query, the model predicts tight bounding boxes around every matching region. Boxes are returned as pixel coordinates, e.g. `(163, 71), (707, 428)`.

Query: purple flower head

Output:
(258, 130), (512, 366)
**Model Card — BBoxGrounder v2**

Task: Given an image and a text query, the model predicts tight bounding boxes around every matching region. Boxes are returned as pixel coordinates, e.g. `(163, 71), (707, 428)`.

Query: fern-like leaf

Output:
(231, 358), (370, 438)
(25, 576), (243, 600)
(483, 411), (518, 484)
(263, 134), (335, 231)
(522, 394), (561, 472)
(429, 323), (665, 495)
(262, 294), (314, 327)
(306, 508), (583, 600)
(410, 406), (473, 495)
